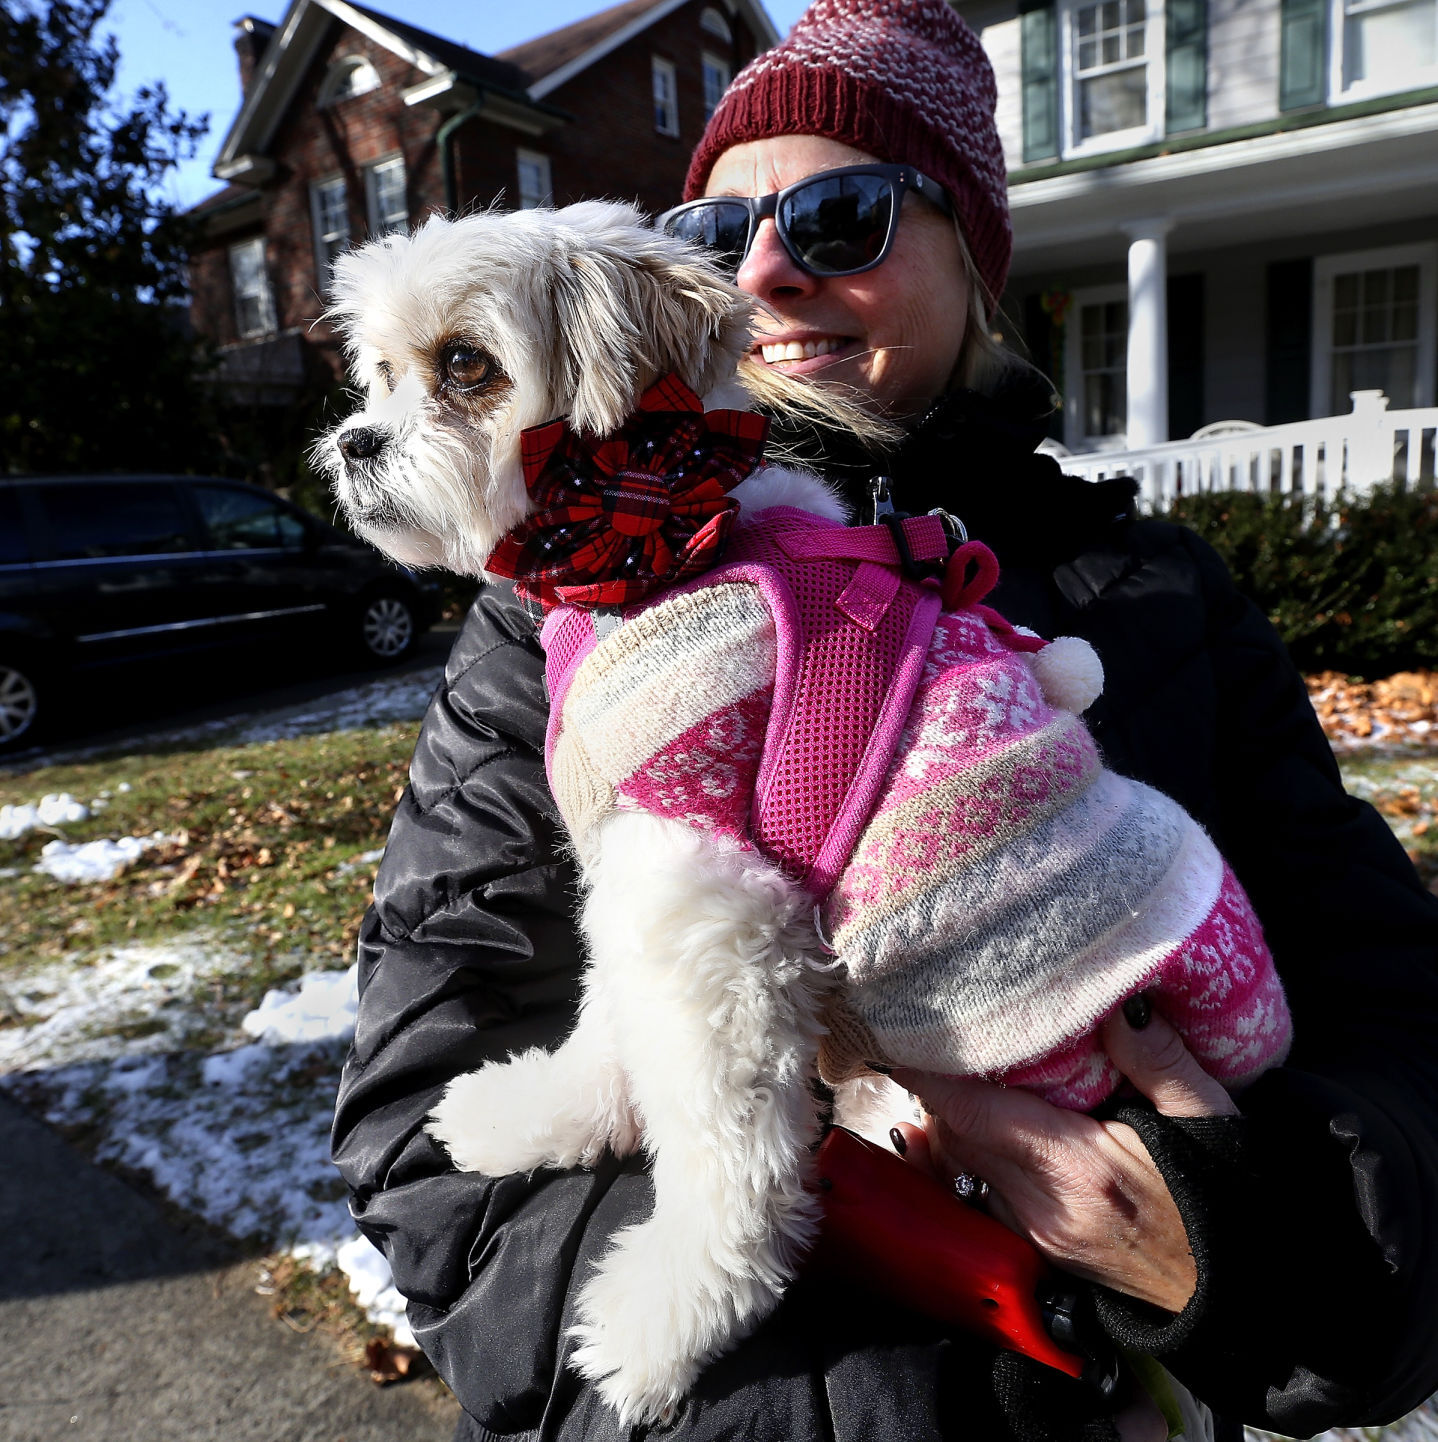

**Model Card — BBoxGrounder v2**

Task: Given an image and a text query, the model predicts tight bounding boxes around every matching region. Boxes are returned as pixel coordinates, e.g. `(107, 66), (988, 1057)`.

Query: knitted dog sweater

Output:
(540, 506), (1292, 1108)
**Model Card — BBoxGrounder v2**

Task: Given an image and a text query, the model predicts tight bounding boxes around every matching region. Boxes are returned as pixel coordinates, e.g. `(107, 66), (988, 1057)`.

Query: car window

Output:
(276, 509), (307, 548)
(38, 483), (192, 561)
(195, 485), (297, 550)
(0, 488), (30, 565)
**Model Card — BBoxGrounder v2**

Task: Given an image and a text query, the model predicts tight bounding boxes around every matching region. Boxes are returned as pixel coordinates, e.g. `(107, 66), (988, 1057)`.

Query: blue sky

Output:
(104, 0), (809, 209)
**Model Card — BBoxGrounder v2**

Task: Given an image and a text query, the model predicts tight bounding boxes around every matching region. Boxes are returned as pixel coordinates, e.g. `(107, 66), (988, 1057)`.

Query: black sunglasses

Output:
(658, 163), (953, 280)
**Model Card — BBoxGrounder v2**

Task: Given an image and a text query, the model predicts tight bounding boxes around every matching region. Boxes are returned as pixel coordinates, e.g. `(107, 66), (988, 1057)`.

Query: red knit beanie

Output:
(683, 0), (1012, 310)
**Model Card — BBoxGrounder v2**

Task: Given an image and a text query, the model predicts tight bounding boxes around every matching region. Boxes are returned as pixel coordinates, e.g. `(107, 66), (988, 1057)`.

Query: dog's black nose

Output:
(339, 426), (387, 463)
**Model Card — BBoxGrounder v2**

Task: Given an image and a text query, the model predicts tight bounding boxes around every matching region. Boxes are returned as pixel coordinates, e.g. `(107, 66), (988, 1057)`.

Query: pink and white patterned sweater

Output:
(539, 505), (1292, 1109)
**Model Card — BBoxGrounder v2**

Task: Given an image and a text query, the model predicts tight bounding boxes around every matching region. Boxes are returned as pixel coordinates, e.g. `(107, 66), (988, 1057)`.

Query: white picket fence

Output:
(1058, 391), (1438, 510)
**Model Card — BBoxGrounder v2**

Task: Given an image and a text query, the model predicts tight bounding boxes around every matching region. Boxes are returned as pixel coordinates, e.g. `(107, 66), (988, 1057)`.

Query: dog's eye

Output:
(441, 342), (493, 392)
(377, 360), (394, 393)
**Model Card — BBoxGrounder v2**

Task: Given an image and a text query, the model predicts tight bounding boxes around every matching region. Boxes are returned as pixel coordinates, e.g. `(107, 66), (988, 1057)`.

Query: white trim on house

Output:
(1310, 241), (1438, 414)
(1007, 100), (1438, 270)
(1059, 0), (1166, 158)
(1328, 0), (1438, 103)
(317, 53), (381, 106)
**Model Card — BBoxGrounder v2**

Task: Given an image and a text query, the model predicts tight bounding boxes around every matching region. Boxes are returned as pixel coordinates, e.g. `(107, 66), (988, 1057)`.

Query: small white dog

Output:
(315, 203), (1290, 1426)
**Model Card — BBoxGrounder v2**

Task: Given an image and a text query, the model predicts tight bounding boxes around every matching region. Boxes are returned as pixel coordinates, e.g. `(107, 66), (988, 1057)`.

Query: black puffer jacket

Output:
(332, 384), (1438, 1442)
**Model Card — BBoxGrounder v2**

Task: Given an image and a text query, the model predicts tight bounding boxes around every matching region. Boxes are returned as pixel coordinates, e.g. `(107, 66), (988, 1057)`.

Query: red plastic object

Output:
(810, 1126), (1085, 1380)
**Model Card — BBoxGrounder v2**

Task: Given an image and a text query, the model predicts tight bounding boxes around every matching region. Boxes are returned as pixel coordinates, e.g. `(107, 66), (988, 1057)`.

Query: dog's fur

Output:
(315, 203), (912, 1425)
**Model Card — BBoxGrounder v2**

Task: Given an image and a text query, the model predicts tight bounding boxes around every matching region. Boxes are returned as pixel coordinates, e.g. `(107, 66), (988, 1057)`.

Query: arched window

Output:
(700, 6), (733, 42)
(318, 55), (380, 107)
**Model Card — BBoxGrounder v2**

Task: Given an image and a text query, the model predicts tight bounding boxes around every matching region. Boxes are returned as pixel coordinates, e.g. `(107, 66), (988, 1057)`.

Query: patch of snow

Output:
(0, 947), (403, 1340)
(34, 831), (170, 884)
(335, 1234), (416, 1348)
(334, 846), (385, 876)
(0, 939), (250, 1071)
(241, 965), (357, 1046)
(0, 792), (91, 839)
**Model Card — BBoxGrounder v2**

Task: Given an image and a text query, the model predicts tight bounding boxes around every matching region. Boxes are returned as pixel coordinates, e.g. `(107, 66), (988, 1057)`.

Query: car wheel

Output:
(357, 590), (418, 665)
(0, 657), (44, 750)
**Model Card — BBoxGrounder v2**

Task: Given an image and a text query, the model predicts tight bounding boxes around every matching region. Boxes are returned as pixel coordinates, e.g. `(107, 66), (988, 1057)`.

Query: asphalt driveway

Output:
(0, 1091), (459, 1442)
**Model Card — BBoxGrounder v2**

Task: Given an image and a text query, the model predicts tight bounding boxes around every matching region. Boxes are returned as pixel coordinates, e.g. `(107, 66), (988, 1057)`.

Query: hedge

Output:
(1157, 484), (1438, 679)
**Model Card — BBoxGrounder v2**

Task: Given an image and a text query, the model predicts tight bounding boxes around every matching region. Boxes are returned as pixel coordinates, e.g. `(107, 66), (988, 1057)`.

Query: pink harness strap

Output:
(714, 508), (946, 899)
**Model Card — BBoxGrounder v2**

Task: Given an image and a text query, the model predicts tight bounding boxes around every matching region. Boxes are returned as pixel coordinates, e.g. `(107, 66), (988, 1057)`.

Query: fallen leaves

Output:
(363, 1336), (425, 1386)
(1308, 670), (1438, 751)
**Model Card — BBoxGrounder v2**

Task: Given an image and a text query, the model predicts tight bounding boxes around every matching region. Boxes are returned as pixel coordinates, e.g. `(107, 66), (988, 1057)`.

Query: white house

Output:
(962, 0), (1438, 480)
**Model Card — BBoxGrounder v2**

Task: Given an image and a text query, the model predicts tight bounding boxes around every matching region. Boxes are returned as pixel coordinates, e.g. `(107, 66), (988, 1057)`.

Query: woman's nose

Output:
(734, 218), (819, 302)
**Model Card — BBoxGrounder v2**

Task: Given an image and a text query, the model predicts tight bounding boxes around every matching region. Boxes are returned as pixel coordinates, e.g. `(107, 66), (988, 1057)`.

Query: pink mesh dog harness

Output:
(539, 506), (1292, 1108)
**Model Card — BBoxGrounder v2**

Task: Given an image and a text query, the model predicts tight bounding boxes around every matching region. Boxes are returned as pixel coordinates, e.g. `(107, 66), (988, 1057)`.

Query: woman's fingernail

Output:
(889, 1126), (908, 1156)
(1123, 993), (1152, 1030)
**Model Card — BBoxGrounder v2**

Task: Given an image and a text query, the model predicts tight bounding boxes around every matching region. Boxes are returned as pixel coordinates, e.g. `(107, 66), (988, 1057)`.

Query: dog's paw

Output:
(568, 1220), (780, 1426)
(425, 1061), (568, 1174)
(569, 1251), (703, 1427)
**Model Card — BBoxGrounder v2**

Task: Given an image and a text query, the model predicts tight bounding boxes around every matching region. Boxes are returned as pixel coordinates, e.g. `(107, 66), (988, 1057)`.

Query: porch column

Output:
(1124, 220), (1173, 449)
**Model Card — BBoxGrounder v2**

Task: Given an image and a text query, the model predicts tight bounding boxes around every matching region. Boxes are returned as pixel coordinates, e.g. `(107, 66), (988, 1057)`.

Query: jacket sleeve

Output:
(329, 584), (639, 1433)
(1093, 528), (1438, 1436)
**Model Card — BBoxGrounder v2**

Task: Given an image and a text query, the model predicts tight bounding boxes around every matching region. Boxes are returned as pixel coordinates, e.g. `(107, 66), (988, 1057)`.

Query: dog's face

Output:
(312, 202), (754, 576)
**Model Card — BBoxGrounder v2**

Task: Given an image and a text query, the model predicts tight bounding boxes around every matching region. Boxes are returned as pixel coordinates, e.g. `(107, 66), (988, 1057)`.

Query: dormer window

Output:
(700, 6), (733, 42)
(319, 55), (380, 107)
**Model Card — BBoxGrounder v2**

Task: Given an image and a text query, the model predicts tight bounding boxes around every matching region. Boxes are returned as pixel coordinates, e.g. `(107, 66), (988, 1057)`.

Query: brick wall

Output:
(496, 0), (763, 218)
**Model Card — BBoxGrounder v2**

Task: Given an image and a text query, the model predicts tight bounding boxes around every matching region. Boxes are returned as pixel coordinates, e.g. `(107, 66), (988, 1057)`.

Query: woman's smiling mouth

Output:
(755, 336), (857, 368)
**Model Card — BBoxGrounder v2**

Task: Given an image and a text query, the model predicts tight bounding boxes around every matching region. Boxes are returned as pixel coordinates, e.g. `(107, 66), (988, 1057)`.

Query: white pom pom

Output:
(1031, 636), (1104, 714)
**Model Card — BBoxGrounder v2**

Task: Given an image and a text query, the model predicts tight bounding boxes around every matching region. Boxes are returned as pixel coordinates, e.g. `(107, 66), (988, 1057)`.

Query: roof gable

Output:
(501, 0), (780, 100)
(212, 0), (539, 181)
(212, 0), (780, 183)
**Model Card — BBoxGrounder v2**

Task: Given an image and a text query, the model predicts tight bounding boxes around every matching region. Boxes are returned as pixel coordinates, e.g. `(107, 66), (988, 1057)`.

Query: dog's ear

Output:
(549, 227), (754, 436)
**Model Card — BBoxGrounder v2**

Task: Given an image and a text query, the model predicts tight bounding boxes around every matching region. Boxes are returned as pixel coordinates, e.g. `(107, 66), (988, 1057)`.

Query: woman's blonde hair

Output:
(951, 216), (1042, 397)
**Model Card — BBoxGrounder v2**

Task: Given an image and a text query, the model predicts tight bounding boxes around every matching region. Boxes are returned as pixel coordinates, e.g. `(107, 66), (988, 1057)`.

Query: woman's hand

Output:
(891, 1001), (1238, 1314)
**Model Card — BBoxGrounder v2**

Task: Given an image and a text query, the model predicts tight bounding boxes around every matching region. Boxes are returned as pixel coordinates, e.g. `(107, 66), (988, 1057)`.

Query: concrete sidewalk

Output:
(0, 1092), (460, 1442)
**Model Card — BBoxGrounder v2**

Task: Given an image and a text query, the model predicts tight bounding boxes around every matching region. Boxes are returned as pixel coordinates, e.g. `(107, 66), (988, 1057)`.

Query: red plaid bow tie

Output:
(484, 374), (768, 613)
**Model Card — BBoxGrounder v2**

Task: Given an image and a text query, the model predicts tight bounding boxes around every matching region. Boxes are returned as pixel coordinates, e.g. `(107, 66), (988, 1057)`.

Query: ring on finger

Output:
(953, 1172), (990, 1204)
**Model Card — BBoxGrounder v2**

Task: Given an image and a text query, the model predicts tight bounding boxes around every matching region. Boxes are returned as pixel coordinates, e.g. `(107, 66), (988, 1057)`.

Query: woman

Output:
(331, 2), (1438, 1438)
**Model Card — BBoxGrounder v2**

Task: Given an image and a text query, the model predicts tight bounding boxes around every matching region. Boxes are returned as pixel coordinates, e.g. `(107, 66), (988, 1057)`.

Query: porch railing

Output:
(1060, 391), (1438, 510)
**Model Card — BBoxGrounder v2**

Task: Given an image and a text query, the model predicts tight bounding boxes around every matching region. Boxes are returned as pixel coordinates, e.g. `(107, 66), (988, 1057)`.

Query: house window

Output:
(319, 55), (380, 106)
(516, 149), (552, 210)
(1063, 0), (1163, 149)
(700, 6), (733, 41)
(311, 176), (350, 289)
(228, 236), (276, 339)
(1312, 244), (1438, 414)
(702, 52), (731, 118)
(1331, 0), (1438, 97)
(1064, 285), (1130, 449)
(366, 156), (407, 235)
(652, 56), (679, 136)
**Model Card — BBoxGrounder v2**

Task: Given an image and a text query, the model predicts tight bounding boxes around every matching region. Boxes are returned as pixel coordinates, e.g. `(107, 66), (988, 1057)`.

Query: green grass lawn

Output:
(0, 725), (416, 1003)
(1336, 750), (1438, 893)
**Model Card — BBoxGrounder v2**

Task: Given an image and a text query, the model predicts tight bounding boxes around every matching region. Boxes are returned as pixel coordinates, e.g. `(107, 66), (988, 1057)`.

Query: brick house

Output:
(188, 0), (776, 423)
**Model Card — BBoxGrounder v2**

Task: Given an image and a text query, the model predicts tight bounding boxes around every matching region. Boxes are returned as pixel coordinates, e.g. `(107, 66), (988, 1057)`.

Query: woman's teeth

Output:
(759, 338), (847, 364)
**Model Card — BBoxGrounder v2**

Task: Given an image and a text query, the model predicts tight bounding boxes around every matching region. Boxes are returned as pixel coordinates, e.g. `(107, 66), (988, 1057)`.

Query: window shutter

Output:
(1265, 258), (1314, 423)
(1279, 0), (1327, 109)
(1020, 1), (1060, 163)
(1165, 0), (1208, 133)
(1167, 273), (1205, 438)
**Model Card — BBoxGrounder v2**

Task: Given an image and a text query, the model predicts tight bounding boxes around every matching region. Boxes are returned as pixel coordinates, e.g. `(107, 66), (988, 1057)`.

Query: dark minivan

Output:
(0, 474), (442, 750)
